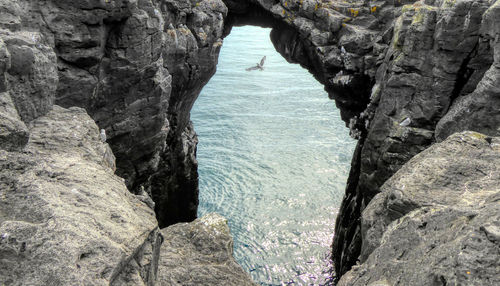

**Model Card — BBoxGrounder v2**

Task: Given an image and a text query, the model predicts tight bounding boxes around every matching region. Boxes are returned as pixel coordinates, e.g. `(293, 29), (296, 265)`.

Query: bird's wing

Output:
(246, 65), (260, 71)
(260, 56), (266, 67)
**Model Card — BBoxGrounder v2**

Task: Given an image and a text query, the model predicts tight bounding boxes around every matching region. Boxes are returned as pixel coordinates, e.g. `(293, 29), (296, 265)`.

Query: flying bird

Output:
(246, 56), (266, 71)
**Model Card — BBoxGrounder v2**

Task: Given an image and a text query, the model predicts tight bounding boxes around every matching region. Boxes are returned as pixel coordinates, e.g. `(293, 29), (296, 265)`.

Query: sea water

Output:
(191, 26), (356, 285)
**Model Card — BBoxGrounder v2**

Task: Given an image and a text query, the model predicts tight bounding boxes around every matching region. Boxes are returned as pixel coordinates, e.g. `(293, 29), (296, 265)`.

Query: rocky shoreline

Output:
(1, 0), (499, 285)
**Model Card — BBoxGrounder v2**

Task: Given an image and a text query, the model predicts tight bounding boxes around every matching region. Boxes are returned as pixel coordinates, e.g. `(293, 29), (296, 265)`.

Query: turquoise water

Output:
(192, 26), (356, 285)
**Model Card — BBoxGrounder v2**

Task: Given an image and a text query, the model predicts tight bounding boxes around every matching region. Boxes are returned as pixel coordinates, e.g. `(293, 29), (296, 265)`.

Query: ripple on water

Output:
(192, 26), (356, 285)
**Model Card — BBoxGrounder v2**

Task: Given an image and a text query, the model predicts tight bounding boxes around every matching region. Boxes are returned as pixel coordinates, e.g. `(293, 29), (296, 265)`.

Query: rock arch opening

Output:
(192, 25), (356, 284)
(145, 0), (374, 229)
(3, 0), (499, 284)
(106, 0), (376, 279)
(36, 0), (379, 280)
(139, 1), (377, 279)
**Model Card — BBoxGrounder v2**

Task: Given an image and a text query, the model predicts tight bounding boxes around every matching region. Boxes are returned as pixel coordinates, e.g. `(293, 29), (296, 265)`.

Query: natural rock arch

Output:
(144, 0), (377, 229)
(2, 0), (498, 281)
(89, 0), (376, 232)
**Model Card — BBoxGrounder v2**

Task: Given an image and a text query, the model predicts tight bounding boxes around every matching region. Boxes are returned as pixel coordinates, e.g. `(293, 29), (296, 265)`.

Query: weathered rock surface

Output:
(330, 0), (500, 276)
(436, 1), (500, 141)
(158, 213), (256, 286)
(338, 131), (500, 286)
(0, 0), (227, 228)
(0, 106), (161, 285)
(0, 2), (58, 151)
(224, 0), (500, 278)
(1, 0), (499, 283)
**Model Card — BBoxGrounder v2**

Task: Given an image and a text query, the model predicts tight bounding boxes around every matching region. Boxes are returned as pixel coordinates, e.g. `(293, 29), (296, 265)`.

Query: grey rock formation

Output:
(0, 92), (28, 151)
(1, 0), (499, 283)
(435, 1), (500, 141)
(0, 4), (58, 151)
(158, 213), (256, 286)
(0, 106), (161, 285)
(0, 24), (58, 123)
(224, 0), (499, 277)
(338, 131), (500, 285)
(0, 0), (230, 228)
(329, 0), (500, 276)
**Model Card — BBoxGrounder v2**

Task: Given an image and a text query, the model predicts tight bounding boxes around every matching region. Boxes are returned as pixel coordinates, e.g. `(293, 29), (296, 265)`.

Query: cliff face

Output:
(1, 0), (499, 283)
(338, 131), (500, 285)
(328, 0), (500, 276)
(0, 104), (252, 285)
(1, 0), (228, 228)
(0, 106), (161, 285)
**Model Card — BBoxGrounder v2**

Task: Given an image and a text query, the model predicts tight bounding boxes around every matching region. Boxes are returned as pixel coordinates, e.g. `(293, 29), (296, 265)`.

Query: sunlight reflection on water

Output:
(192, 26), (356, 285)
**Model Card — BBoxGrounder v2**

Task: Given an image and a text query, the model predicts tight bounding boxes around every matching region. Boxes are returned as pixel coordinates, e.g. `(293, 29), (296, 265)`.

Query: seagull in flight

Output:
(246, 56), (266, 71)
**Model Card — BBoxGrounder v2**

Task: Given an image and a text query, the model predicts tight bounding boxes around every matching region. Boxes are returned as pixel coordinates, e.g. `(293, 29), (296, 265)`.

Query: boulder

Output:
(158, 213), (256, 286)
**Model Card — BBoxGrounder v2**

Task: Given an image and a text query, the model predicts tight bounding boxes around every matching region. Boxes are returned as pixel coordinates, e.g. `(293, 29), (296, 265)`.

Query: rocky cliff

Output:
(1, 0), (499, 284)
(0, 104), (252, 285)
(0, 106), (162, 285)
(2, 0), (228, 228)
(338, 131), (500, 285)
